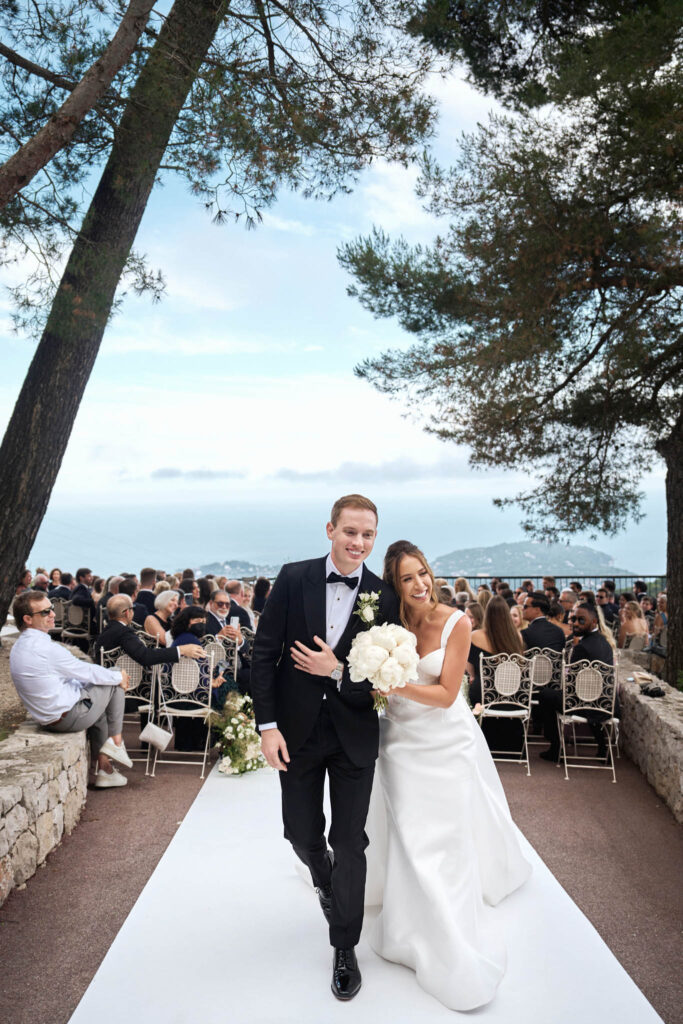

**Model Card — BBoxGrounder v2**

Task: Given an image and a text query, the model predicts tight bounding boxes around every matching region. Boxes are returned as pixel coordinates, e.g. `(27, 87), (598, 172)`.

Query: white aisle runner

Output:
(69, 766), (663, 1024)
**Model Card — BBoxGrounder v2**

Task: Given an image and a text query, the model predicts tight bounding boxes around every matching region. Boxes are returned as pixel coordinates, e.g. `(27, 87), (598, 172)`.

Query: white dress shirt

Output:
(259, 555), (362, 731)
(9, 628), (123, 726)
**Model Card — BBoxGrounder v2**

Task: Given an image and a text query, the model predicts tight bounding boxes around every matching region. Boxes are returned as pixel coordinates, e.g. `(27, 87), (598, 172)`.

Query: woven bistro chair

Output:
(151, 649), (216, 779)
(478, 653), (533, 776)
(240, 625), (256, 661)
(525, 646), (563, 746)
(61, 600), (92, 648)
(99, 647), (157, 774)
(557, 659), (618, 783)
(48, 597), (67, 640)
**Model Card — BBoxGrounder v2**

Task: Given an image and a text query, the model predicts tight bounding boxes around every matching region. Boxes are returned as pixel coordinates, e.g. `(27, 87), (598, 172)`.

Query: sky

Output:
(0, 66), (668, 573)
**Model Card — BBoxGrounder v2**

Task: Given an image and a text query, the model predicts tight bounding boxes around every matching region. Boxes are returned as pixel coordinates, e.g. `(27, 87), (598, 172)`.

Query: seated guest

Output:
(558, 589), (578, 624)
(118, 577), (148, 626)
(465, 601), (483, 630)
(569, 581), (582, 594)
(154, 579), (171, 596)
(596, 587), (617, 624)
(542, 575), (556, 590)
(439, 584), (456, 606)
(242, 584), (257, 628)
(144, 590), (179, 646)
(476, 586), (492, 612)
(225, 580), (252, 630)
(521, 579), (534, 595)
(633, 580), (648, 603)
(618, 601), (649, 648)
(509, 604), (525, 635)
(640, 595), (656, 629)
(178, 577), (199, 604)
(95, 595), (204, 666)
(548, 600), (569, 635)
(49, 571), (74, 600)
(71, 567), (97, 621)
(619, 591), (636, 614)
(538, 603), (616, 762)
(466, 596), (524, 708)
(101, 576), (123, 609)
(31, 573), (50, 592)
(169, 606), (231, 750)
(252, 576), (271, 615)
(653, 594), (668, 635)
(9, 591), (133, 788)
(454, 577), (476, 601)
(136, 567), (158, 616)
(521, 592), (566, 652)
(49, 568), (62, 589)
(579, 589), (596, 605)
(498, 586), (515, 608)
(545, 585), (560, 604)
(196, 577), (215, 607)
(16, 568), (32, 597)
(205, 590), (250, 693)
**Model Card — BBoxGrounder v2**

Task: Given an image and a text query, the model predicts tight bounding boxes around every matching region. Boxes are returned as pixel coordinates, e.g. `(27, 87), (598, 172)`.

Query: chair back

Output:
(241, 626), (255, 660)
(202, 634), (237, 678)
(158, 650), (216, 711)
(64, 601), (91, 633)
(526, 647), (563, 690)
(51, 598), (67, 629)
(99, 646), (154, 703)
(479, 652), (532, 710)
(562, 658), (616, 718)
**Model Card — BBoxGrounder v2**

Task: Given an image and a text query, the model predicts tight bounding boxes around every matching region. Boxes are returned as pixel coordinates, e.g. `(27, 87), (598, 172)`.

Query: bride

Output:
(365, 541), (532, 1011)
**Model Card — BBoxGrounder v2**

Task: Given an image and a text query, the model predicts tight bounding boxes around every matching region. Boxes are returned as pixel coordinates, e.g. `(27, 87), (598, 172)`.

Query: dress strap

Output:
(441, 610), (464, 649)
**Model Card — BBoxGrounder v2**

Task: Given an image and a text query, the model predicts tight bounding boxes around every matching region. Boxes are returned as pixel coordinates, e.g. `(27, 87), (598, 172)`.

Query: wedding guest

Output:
(521, 592), (566, 653)
(521, 579), (534, 594)
(10, 590), (133, 788)
(544, 585), (560, 603)
(136, 568), (158, 616)
(154, 579), (170, 595)
(252, 576), (271, 614)
(206, 590), (250, 693)
(216, 575), (228, 591)
(31, 573), (50, 592)
(619, 591), (636, 613)
(596, 588), (617, 624)
(196, 576), (214, 607)
(242, 584), (257, 628)
(653, 594), (668, 635)
(569, 581), (582, 594)
(170, 606), (230, 750)
(49, 568), (62, 588)
(538, 603), (616, 763)
(465, 601), (484, 630)
(542, 575), (556, 590)
(49, 572), (74, 600)
(454, 592), (469, 610)
(101, 575), (123, 609)
(144, 590), (179, 646)
(439, 584), (456, 606)
(226, 580), (252, 630)
(509, 605), (524, 635)
(633, 580), (648, 603)
(498, 586), (515, 608)
(579, 590), (596, 605)
(92, 577), (105, 603)
(118, 577), (148, 626)
(466, 596), (523, 709)
(618, 601), (649, 648)
(71, 567), (97, 618)
(16, 568), (32, 597)
(559, 589), (578, 624)
(640, 596), (655, 628)
(548, 600), (568, 635)
(179, 578), (199, 604)
(477, 587), (492, 612)
(181, 568), (195, 580)
(454, 577), (476, 601)
(96, 595), (204, 666)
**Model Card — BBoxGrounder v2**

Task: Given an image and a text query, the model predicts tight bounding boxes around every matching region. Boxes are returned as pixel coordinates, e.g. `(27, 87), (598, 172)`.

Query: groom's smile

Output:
(326, 508), (378, 576)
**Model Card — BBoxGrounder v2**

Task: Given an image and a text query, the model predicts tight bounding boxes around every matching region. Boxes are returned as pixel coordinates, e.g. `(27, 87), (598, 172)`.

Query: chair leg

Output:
(558, 713), (569, 780)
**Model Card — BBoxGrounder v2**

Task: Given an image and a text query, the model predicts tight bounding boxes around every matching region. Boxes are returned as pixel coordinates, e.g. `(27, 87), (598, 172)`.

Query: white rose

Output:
(361, 606), (375, 622)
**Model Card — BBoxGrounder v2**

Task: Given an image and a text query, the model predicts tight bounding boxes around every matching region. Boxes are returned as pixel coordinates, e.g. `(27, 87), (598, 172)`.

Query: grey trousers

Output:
(45, 686), (125, 760)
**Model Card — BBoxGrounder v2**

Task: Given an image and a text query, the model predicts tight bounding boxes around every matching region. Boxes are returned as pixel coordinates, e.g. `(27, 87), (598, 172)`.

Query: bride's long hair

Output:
(383, 541), (439, 627)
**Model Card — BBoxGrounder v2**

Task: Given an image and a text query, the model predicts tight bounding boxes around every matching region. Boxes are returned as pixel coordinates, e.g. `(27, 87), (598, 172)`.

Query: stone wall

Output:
(0, 722), (88, 907)
(619, 659), (683, 824)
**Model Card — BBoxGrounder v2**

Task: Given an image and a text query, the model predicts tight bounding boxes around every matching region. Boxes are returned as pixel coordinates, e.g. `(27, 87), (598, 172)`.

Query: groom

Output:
(251, 494), (399, 1000)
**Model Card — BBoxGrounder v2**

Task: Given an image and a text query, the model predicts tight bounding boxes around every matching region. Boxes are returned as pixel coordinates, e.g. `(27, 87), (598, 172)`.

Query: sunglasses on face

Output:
(569, 616), (590, 624)
(215, 601), (230, 608)
(34, 606), (55, 617)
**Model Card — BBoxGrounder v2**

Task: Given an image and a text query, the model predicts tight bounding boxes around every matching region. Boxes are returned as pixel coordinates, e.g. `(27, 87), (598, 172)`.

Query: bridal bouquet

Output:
(209, 693), (266, 776)
(347, 622), (419, 711)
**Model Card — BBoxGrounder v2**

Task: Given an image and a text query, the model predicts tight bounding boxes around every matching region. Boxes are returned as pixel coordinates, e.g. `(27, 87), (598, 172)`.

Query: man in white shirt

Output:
(10, 590), (133, 789)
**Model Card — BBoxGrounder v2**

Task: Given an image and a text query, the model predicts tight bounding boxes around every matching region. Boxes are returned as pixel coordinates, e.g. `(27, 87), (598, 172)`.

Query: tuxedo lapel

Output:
(302, 557), (327, 642)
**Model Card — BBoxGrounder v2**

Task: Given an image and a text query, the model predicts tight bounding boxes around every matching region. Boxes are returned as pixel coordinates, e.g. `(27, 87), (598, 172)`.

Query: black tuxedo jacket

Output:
(250, 557), (400, 767)
(522, 616), (566, 653)
(136, 589), (156, 615)
(71, 582), (96, 613)
(49, 585), (71, 600)
(230, 600), (251, 630)
(568, 630), (614, 666)
(94, 620), (180, 667)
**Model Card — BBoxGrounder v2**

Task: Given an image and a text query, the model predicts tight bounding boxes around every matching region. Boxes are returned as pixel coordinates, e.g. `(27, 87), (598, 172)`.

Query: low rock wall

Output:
(619, 659), (683, 824)
(0, 722), (88, 907)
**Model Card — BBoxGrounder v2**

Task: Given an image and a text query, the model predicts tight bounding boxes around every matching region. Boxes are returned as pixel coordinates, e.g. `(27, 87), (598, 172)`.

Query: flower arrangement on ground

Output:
(209, 692), (266, 776)
(347, 622), (420, 711)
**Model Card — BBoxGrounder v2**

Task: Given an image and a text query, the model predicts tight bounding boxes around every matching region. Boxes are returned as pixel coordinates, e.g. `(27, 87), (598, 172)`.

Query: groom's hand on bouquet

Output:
(290, 636), (337, 677)
(260, 728), (290, 771)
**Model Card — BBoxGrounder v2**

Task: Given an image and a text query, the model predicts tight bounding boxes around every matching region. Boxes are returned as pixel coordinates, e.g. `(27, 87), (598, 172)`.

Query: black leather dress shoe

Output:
(316, 884), (333, 925)
(331, 947), (361, 1001)
(539, 747), (559, 762)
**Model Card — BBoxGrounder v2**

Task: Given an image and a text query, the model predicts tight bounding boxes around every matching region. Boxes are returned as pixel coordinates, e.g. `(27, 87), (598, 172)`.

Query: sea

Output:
(27, 494), (667, 578)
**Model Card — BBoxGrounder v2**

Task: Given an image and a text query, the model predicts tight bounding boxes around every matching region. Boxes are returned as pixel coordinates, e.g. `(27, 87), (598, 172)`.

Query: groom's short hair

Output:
(330, 494), (378, 526)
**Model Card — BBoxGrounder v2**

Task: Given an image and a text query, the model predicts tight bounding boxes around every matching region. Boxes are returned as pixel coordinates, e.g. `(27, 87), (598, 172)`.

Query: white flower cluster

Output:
(347, 622), (419, 693)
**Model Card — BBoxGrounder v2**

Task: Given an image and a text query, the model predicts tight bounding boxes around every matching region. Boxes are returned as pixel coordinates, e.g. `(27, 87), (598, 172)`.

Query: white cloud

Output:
(359, 163), (438, 233)
(262, 214), (316, 236)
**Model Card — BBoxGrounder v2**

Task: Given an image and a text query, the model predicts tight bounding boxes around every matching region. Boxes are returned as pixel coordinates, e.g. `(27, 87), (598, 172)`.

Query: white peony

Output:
(361, 606), (375, 622)
(377, 657), (405, 690)
(393, 644), (418, 668)
(347, 623), (419, 693)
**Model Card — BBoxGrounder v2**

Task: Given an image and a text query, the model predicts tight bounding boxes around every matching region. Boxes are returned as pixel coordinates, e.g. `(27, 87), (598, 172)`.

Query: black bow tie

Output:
(327, 572), (359, 590)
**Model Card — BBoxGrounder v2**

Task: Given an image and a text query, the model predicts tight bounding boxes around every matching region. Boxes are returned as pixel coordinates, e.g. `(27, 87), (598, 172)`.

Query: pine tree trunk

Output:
(659, 411), (683, 687)
(0, 0), (225, 631)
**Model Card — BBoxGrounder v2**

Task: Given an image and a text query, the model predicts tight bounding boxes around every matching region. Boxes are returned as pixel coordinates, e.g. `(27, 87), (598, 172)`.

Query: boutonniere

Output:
(355, 590), (380, 627)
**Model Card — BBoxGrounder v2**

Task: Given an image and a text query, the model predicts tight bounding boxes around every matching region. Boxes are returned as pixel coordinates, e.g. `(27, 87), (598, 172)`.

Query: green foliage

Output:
(208, 692), (266, 776)
(340, 1), (683, 541)
(1, 0), (440, 333)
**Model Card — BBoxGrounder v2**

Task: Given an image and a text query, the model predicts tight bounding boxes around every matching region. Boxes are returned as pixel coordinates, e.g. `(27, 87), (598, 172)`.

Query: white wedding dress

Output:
(365, 610), (532, 1011)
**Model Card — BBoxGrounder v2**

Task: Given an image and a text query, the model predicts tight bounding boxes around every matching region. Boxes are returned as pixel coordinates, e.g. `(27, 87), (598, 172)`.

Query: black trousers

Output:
(280, 701), (375, 949)
(538, 686), (619, 753)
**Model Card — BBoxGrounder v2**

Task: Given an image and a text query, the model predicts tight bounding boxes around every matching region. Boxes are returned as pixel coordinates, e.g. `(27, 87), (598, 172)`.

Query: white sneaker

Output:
(94, 767), (128, 788)
(99, 737), (133, 768)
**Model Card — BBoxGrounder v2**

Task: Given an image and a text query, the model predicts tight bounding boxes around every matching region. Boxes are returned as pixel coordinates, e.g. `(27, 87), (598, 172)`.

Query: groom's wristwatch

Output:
(330, 661), (344, 684)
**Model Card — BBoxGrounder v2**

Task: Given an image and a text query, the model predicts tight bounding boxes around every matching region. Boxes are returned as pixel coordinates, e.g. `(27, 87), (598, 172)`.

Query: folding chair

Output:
(478, 653), (533, 776)
(557, 659), (618, 782)
(526, 647), (563, 746)
(99, 647), (156, 774)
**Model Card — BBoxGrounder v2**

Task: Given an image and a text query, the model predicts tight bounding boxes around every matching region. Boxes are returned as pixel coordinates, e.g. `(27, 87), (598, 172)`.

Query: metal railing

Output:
(438, 574), (666, 596)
